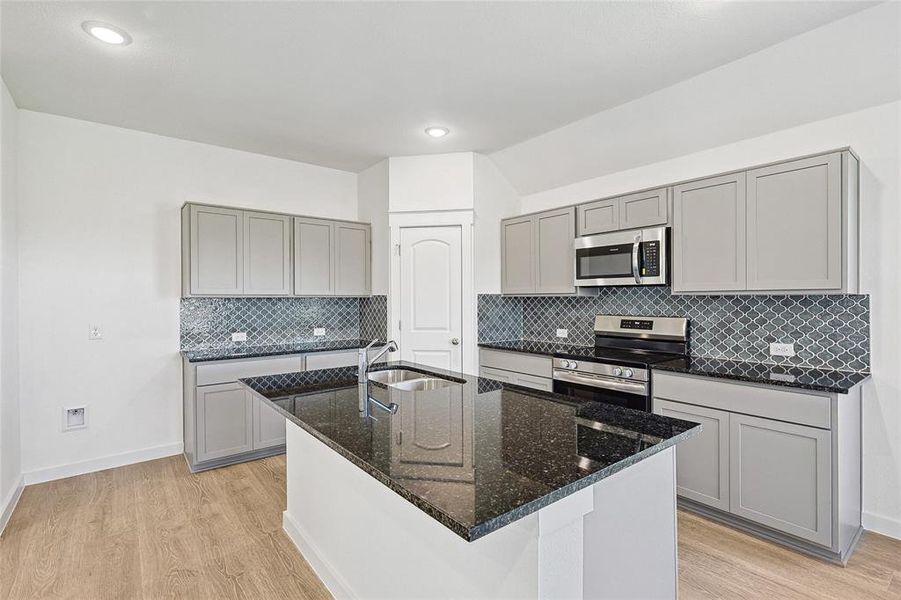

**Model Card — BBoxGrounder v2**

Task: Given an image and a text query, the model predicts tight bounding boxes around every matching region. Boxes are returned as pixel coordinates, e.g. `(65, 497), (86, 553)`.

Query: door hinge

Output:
(394, 243), (401, 256)
(398, 320), (402, 330)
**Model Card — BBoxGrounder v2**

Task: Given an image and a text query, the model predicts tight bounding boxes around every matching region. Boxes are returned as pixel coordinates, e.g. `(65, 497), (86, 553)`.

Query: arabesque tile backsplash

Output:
(478, 288), (869, 372)
(181, 295), (387, 350)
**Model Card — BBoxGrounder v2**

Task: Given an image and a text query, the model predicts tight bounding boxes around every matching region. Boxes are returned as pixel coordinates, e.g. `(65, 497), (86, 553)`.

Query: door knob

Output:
(451, 337), (460, 345)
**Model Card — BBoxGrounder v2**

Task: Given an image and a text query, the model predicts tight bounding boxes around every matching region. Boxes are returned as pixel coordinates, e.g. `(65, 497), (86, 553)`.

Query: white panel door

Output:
(399, 226), (463, 371)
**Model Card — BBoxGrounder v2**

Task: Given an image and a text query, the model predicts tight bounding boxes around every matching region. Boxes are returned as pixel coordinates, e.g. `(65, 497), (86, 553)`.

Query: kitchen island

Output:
(240, 361), (700, 599)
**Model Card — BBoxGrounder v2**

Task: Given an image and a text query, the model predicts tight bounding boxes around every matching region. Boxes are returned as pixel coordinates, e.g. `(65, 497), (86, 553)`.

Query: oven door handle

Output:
(631, 234), (641, 284)
(553, 370), (648, 396)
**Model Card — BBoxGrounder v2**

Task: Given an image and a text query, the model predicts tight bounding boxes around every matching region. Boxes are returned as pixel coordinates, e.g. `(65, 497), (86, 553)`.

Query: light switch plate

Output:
(313, 328), (326, 336)
(556, 329), (568, 338)
(231, 331), (247, 342)
(769, 342), (796, 357)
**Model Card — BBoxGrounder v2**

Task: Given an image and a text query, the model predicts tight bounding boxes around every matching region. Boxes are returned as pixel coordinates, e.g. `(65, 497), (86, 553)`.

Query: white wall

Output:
(491, 1), (900, 196)
(0, 79), (22, 526)
(388, 153), (474, 212)
(16, 111), (357, 481)
(357, 159), (390, 295)
(515, 101), (901, 539)
(473, 153), (520, 294)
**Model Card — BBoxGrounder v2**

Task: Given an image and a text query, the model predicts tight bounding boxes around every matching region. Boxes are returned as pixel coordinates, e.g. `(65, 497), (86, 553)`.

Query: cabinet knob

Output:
(451, 337), (460, 345)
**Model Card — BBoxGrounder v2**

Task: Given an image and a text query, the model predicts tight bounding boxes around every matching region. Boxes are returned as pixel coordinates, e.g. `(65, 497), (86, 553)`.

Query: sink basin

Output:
(389, 378), (458, 392)
(367, 369), (425, 385)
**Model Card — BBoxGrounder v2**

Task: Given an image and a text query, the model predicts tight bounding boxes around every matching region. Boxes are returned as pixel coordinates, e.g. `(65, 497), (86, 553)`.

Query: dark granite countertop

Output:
(653, 356), (869, 394)
(239, 361), (700, 542)
(479, 340), (869, 394)
(182, 339), (380, 363)
(478, 339), (681, 366)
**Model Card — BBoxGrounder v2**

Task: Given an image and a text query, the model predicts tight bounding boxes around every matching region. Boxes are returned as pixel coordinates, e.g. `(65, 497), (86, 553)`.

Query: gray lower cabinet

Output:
(253, 397), (287, 449)
(672, 173), (747, 292)
(654, 399), (730, 511)
(652, 371), (861, 563)
(479, 349), (554, 392)
(729, 413), (832, 547)
(195, 383), (254, 463)
(500, 207), (575, 295)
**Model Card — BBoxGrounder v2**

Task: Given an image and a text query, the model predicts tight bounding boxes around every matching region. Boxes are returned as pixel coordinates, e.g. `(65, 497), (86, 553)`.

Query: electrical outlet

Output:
(313, 327), (326, 336)
(88, 325), (102, 340)
(231, 332), (247, 342)
(62, 406), (87, 431)
(556, 328), (568, 338)
(769, 342), (796, 357)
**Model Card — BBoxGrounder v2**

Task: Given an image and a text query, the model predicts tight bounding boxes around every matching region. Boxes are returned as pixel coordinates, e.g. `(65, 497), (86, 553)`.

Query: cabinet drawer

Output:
(196, 355), (305, 386)
(480, 366), (515, 383)
(305, 350), (357, 370)
(479, 349), (553, 379)
(653, 372), (831, 429)
(482, 366), (553, 392)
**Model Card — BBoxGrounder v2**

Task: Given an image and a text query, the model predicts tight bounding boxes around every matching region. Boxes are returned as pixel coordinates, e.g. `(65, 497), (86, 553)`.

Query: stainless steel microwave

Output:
(574, 226), (669, 287)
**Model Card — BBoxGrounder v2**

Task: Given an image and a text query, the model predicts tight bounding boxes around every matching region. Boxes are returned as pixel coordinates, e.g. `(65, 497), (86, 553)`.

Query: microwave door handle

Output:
(631, 235), (641, 284)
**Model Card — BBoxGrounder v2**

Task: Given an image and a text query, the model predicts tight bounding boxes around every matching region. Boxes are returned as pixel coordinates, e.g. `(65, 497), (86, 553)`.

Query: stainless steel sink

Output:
(388, 378), (458, 392)
(367, 369), (460, 391)
(367, 369), (425, 385)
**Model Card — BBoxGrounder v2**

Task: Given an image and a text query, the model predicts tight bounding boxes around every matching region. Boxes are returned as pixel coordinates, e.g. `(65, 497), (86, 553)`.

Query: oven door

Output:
(552, 369), (650, 412)
(574, 227), (667, 287)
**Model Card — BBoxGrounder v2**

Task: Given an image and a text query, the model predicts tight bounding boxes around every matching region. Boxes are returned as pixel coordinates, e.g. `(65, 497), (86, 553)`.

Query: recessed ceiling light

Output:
(425, 126), (450, 138)
(81, 21), (132, 45)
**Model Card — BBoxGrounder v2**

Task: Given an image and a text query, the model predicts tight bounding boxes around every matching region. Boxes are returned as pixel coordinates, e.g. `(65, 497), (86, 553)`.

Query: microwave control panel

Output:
(641, 241), (661, 276)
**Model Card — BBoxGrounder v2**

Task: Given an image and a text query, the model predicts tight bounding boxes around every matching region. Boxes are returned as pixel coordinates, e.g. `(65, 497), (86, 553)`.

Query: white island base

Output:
(282, 423), (679, 599)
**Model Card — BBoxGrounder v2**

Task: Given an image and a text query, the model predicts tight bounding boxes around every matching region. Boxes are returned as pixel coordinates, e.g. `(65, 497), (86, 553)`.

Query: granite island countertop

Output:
(182, 339), (381, 363)
(239, 361), (700, 541)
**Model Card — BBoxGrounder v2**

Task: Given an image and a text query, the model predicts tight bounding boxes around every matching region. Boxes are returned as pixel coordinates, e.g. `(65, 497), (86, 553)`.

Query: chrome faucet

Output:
(358, 339), (398, 383)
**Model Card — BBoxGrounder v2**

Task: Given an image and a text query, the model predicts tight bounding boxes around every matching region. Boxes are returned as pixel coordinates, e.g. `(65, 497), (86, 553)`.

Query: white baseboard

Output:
(863, 511), (901, 541)
(0, 475), (25, 536)
(282, 510), (356, 599)
(24, 442), (183, 485)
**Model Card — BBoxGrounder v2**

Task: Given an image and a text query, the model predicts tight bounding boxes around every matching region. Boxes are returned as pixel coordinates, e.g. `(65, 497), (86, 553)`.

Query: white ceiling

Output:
(1, 1), (878, 172)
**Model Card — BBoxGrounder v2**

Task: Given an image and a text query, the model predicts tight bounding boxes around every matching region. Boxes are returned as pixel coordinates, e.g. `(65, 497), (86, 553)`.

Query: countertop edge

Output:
(651, 362), (871, 394)
(182, 340), (380, 363)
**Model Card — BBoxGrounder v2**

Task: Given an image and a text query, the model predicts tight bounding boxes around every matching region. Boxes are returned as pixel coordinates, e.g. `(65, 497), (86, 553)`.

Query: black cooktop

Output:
(478, 340), (687, 369)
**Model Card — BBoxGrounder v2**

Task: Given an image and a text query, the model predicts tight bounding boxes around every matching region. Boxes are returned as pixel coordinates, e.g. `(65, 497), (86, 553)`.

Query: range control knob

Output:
(570, 361), (578, 370)
(561, 360), (571, 369)
(613, 367), (623, 376)
(624, 368), (634, 378)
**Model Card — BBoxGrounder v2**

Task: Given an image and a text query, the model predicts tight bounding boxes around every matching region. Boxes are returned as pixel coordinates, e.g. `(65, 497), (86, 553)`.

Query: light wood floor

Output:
(2, 455), (899, 600)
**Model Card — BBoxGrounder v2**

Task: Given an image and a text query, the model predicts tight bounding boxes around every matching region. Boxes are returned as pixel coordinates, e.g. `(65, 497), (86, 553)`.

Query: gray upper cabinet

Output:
(619, 187), (669, 230)
(747, 153), (842, 291)
(183, 203), (372, 297)
(577, 198), (619, 236)
(654, 399), (730, 512)
(294, 217), (334, 295)
(535, 207), (576, 294)
(672, 173), (747, 293)
(501, 208), (574, 295)
(500, 216), (536, 294)
(243, 211), (292, 295)
(188, 205), (244, 295)
(334, 222), (371, 296)
(577, 187), (668, 236)
(729, 413), (832, 547)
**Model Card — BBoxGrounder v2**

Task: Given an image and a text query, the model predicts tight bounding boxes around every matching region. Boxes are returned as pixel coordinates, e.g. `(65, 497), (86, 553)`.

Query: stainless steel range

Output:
(552, 315), (689, 412)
